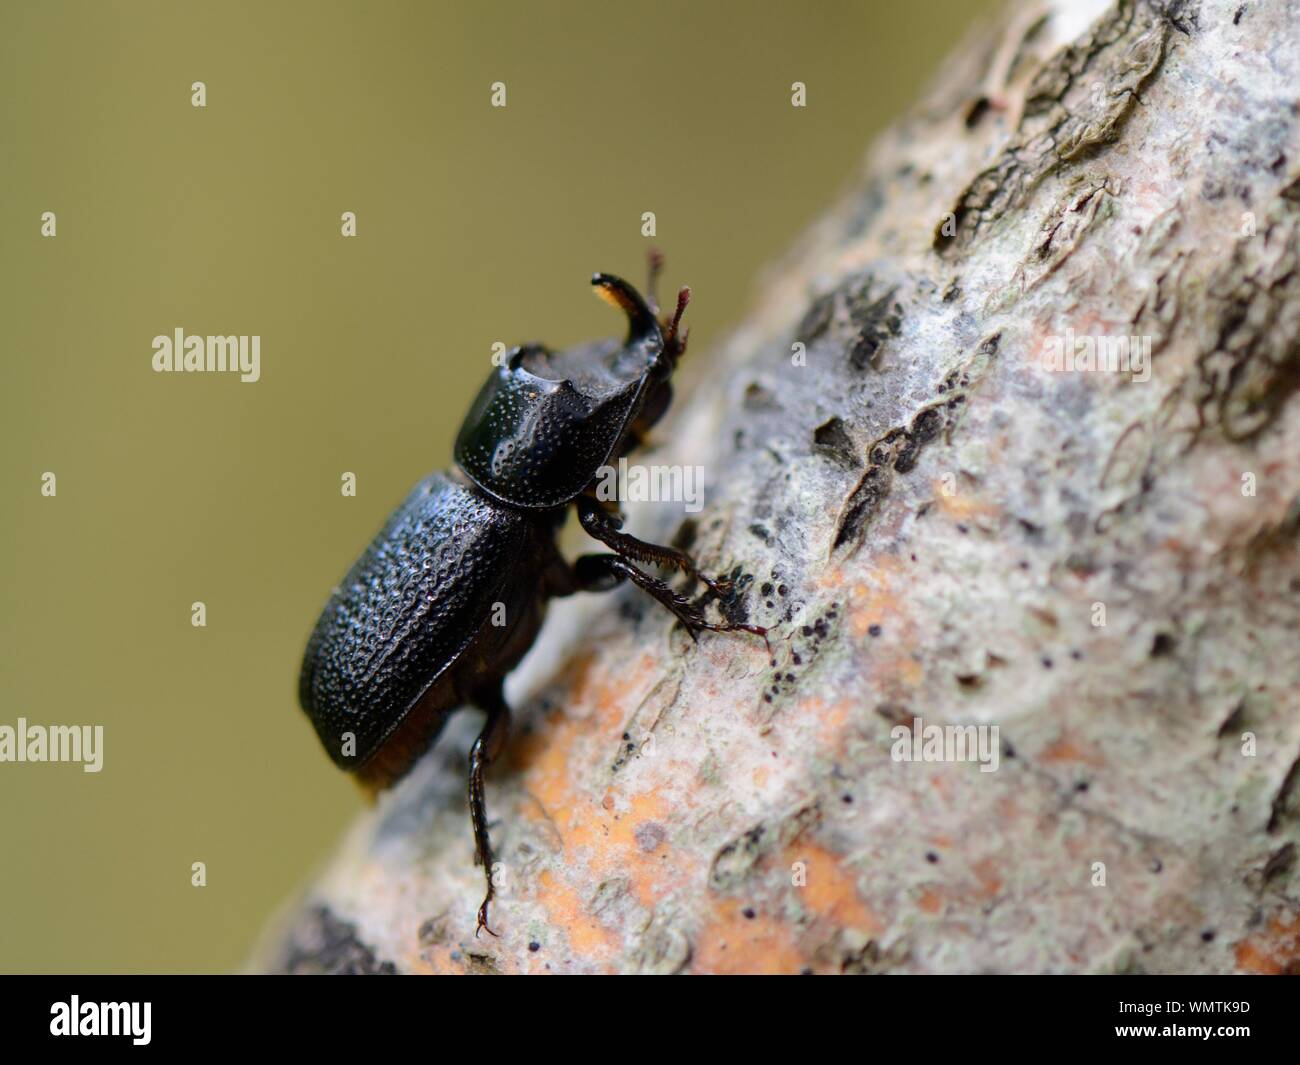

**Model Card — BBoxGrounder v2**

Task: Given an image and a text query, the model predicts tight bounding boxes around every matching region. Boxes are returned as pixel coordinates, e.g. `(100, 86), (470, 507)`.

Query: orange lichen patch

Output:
(521, 708), (697, 915)
(910, 861), (1000, 922)
(503, 644), (708, 943)
(534, 868), (619, 959)
(752, 765), (771, 788)
(786, 695), (844, 748)
(817, 698), (852, 743)
(694, 899), (806, 974)
(1039, 734), (1106, 768)
(995, 792), (1023, 822)
(565, 789), (666, 852)
(789, 842), (882, 935)
(970, 856), (1004, 899)
(512, 649), (659, 799)
(573, 651), (658, 732)
(613, 797), (698, 911)
(535, 779), (678, 903)
(931, 481), (1001, 524)
(518, 650), (658, 761)
(1234, 912), (1300, 975)
(916, 887), (945, 915)
(817, 565), (847, 590)
(848, 578), (900, 638)
(896, 657), (925, 687)
(836, 561), (931, 691)
(506, 654), (594, 774)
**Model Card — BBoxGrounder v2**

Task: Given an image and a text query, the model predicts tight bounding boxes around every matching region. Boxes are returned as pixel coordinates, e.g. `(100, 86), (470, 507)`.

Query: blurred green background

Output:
(0, 0), (993, 972)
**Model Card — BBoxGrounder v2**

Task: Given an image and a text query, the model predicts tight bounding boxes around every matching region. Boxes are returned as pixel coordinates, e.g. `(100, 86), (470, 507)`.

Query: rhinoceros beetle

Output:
(298, 265), (765, 935)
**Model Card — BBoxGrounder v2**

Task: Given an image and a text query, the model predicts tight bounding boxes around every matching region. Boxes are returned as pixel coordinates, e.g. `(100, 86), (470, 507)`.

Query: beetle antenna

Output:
(664, 286), (690, 362)
(645, 248), (665, 315)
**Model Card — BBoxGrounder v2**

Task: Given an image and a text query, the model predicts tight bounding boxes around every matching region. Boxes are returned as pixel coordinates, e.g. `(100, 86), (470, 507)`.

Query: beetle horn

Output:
(591, 273), (661, 349)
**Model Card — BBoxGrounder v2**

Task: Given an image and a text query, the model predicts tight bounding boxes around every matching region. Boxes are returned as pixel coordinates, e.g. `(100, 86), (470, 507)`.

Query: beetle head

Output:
(454, 273), (686, 510)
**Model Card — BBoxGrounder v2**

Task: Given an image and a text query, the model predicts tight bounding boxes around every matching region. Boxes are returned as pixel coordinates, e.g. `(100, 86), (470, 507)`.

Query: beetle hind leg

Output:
(467, 686), (511, 937)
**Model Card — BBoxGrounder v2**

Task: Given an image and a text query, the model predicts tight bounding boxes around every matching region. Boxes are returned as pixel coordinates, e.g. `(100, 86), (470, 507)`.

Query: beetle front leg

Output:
(568, 553), (769, 651)
(576, 496), (731, 598)
(467, 686), (511, 938)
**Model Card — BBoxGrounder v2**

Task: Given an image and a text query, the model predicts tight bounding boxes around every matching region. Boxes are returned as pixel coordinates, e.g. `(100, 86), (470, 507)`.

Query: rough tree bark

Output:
(253, 0), (1300, 974)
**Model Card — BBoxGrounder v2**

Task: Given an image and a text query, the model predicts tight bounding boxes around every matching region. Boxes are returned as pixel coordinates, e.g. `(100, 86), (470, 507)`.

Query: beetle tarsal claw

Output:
(699, 572), (733, 597)
(475, 902), (499, 938)
(686, 612), (772, 657)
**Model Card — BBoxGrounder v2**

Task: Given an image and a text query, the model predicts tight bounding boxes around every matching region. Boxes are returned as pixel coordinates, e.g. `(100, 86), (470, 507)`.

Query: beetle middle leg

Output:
(467, 683), (511, 937)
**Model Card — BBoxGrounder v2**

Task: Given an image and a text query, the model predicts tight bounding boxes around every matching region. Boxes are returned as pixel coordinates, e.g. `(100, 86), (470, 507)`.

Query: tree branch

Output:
(254, 0), (1300, 974)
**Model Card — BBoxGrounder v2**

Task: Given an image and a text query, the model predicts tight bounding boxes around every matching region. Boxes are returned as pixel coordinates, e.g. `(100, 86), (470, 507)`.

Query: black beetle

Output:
(299, 266), (765, 935)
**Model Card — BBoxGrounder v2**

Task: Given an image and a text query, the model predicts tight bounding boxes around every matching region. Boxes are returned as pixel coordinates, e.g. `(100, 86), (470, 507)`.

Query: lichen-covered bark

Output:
(253, 0), (1300, 974)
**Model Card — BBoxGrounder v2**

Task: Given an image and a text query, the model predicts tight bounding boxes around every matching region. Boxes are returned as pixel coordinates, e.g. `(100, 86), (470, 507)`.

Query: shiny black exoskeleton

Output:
(298, 266), (764, 935)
